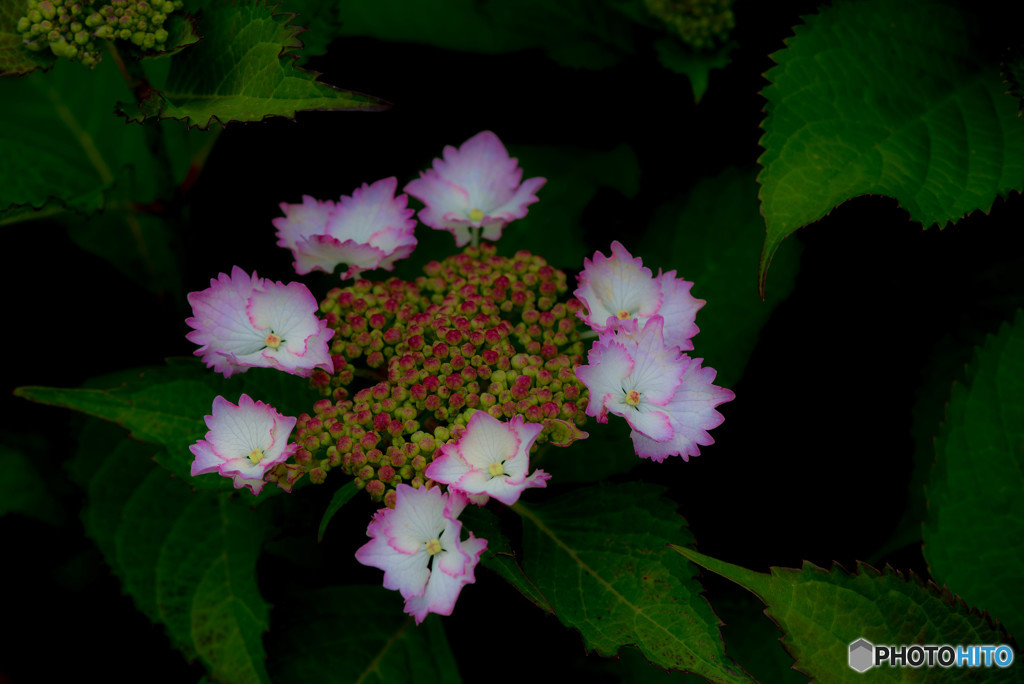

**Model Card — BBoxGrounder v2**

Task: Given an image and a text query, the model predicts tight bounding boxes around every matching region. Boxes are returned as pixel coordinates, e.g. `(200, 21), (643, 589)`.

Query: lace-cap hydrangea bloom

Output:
(274, 177), (418, 279)
(575, 241), (704, 351)
(575, 316), (688, 443)
(425, 410), (550, 506)
(355, 484), (486, 624)
(189, 394), (298, 495)
(186, 266), (334, 378)
(404, 131), (546, 247)
(629, 358), (734, 462)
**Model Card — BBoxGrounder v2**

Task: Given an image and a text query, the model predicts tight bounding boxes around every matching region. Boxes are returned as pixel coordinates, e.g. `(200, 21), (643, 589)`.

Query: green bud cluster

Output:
(644, 0), (734, 50)
(271, 243), (591, 505)
(17, 0), (182, 67)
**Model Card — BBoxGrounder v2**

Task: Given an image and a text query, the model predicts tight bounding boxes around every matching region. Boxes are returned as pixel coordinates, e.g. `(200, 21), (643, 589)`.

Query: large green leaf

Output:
(923, 310), (1024, 640)
(757, 0), (1024, 294)
(639, 167), (801, 388)
(674, 547), (1021, 682)
(122, 2), (386, 128)
(15, 358), (316, 489)
(268, 586), (461, 683)
(76, 423), (273, 683)
(0, 57), (155, 216)
(514, 483), (750, 683)
(0, 1), (55, 76)
(459, 505), (554, 614)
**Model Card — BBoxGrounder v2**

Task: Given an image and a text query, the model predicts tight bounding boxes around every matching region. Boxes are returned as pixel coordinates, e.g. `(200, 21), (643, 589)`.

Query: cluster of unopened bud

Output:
(268, 243), (591, 504)
(643, 0), (734, 49)
(17, 0), (182, 66)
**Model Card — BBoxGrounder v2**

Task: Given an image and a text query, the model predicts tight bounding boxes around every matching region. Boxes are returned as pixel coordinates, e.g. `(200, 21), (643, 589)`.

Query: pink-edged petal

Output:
(189, 440), (222, 476)
(486, 175), (545, 223)
(576, 338), (635, 419)
(654, 270), (704, 351)
(188, 394), (297, 495)
(243, 280), (334, 377)
(455, 410), (521, 471)
(275, 178), (417, 278)
(620, 316), (686, 405)
(387, 484), (448, 554)
(424, 445), (472, 486)
(433, 131), (521, 208)
(185, 266), (266, 377)
(575, 241), (662, 331)
(404, 131), (543, 245)
(369, 227), (419, 272)
(631, 359), (735, 462)
(621, 405), (674, 442)
(273, 196), (335, 256)
(328, 177), (416, 243)
(355, 532), (431, 599)
(485, 469), (551, 506)
(404, 174), (470, 232)
(404, 534), (486, 625)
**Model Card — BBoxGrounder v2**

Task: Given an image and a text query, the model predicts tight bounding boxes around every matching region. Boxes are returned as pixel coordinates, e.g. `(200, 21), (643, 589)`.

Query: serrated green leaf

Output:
(0, 444), (63, 525)
(0, 57), (154, 216)
(459, 505), (553, 614)
(268, 586), (461, 683)
(514, 482), (750, 683)
(145, 13), (201, 58)
(75, 423), (273, 681)
(924, 309), (1024, 640)
(122, 2), (386, 128)
(317, 480), (358, 542)
(673, 547), (1021, 682)
(16, 358), (316, 488)
(757, 0), (1024, 294)
(0, 1), (55, 76)
(639, 167), (801, 388)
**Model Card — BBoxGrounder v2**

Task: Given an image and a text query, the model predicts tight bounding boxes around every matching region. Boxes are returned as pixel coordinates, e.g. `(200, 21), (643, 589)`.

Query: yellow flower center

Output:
(425, 538), (443, 556)
(468, 208), (484, 223)
(248, 448), (264, 464)
(488, 461), (505, 477)
(616, 309), (631, 319)
(624, 390), (641, 406)
(264, 332), (282, 349)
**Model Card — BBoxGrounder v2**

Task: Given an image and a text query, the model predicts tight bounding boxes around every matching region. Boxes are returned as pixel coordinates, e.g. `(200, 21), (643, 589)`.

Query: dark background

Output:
(4, 0), (1022, 681)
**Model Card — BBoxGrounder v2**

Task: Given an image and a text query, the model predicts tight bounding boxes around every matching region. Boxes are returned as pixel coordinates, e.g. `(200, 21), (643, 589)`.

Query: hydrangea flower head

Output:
(274, 177), (417, 279)
(186, 266), (334, 378)
(425, 410), (549, 506)
(355, 484), (486, 624)
(629, 358), (735, 462)
(189, 394), (298, 495)
(575, 316), (688, 442)
(404, 131), (545, 246)
(575, 241), (704, 351)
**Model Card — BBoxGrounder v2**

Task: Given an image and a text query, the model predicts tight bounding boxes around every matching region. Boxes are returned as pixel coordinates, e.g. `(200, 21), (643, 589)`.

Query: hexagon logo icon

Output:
(849, 638), (874, 673)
